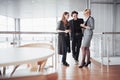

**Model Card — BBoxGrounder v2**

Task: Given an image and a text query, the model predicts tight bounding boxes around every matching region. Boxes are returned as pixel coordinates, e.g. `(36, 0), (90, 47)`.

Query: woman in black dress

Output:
(57, 12), (71, 66)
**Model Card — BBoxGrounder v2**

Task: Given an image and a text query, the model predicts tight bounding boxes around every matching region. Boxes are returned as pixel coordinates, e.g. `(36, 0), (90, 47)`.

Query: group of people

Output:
(56, 9), (94, 68)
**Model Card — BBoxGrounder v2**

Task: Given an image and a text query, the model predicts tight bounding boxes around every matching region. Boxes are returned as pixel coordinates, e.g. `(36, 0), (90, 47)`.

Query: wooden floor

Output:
(1, 53), (120, 80)
(57, 54), (120, 80)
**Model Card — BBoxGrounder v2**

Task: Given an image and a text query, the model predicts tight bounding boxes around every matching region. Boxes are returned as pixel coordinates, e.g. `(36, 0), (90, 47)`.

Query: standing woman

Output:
(56, 12), (71, 66)
(79, 9), (94, 68)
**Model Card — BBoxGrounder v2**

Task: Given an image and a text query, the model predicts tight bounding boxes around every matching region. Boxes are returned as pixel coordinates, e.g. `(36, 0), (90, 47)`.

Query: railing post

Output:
(100, 34), (103, 72)
(106, 35), (110, 72)
(55, 33), (58, 70)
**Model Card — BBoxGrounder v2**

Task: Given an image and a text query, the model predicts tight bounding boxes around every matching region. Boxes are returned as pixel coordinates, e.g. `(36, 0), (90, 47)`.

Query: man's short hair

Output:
(71, 11), (78, 17)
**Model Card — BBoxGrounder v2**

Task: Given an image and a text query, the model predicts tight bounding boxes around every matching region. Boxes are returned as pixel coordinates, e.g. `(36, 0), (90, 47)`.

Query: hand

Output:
(80, 24), (86, 28)
(80, 24), (84, 27)
(64, 30), (70, 33)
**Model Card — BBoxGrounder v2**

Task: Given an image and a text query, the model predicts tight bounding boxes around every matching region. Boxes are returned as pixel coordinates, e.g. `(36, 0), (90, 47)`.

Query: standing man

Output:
(69, 11), (84, 64)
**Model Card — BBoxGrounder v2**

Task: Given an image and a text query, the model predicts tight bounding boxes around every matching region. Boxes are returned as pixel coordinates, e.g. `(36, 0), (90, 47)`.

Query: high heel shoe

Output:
(79, 62), (86, 68)
(85, 61), (91, 67)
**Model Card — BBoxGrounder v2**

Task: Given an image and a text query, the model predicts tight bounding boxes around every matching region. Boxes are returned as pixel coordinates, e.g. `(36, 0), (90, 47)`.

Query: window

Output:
(0, 15), (15, 48)
(0, 15), (14, 31)
(21, 18), (56, 32)
(20, 17), (56, 44)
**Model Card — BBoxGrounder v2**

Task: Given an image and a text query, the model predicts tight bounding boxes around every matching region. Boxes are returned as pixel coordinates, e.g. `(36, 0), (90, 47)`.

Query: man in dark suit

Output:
(69, 11), (84, 64)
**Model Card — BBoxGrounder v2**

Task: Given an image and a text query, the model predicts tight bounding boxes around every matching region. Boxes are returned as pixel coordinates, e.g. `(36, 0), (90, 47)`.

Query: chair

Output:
(11, 43), (54, 75)
(1, 71), (58, 80)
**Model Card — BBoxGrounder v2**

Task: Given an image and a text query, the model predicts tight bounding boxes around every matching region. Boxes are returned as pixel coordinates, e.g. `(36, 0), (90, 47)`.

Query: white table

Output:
(0, 48), (54, 76)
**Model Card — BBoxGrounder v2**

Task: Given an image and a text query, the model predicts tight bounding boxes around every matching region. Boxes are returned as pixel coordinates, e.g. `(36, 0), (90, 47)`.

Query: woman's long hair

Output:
(61, 12), (69, 26)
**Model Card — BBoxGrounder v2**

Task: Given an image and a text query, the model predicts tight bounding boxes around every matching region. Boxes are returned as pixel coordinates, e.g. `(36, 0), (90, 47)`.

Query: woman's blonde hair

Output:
(84, 9), (91, 15)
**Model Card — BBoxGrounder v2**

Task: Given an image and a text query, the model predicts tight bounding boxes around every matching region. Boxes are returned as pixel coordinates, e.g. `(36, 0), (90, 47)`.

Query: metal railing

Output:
(91, 32), (120, 71)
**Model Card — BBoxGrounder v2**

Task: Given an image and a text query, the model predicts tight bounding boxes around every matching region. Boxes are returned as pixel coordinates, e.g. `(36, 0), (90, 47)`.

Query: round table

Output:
(0, 48), (54, 76)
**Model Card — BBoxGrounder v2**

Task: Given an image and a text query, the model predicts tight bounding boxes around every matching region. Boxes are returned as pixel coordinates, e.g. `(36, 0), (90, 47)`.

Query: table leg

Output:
(10, 65), (19, 76)
(3, 67), (6, 75)
(0, 70), (2, 76)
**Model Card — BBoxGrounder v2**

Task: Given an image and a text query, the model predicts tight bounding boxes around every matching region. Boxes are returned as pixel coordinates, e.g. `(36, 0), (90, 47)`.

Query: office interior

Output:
(0, 0), (120, 80)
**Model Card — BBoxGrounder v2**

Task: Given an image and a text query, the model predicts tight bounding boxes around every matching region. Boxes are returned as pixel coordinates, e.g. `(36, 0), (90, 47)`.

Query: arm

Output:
(81, 17), (94, 30)
(56, 30), (65, 33)
(80, 19), (85, 29)
(56, 21), (64, 32)
(56, 21), (70, 33)
(57, 29), (70, 33)
(79, 19), (84, 28)
(87, 17), (94, 30)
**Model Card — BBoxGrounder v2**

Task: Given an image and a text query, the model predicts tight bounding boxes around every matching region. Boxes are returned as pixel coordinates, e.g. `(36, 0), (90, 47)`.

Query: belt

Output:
(65, 33), (68, 36)
(75, 33), (81, 35)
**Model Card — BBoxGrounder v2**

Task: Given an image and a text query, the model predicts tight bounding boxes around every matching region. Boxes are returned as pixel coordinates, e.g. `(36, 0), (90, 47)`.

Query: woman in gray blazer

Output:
(79, 9), (94, 68)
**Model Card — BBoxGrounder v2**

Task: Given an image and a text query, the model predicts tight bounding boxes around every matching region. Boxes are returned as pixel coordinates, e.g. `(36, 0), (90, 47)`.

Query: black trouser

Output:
(62, 36), (70, 63)
(62, 52), (67, 64)
(62, 40), (67, 63)
(72, 35), (82, 61)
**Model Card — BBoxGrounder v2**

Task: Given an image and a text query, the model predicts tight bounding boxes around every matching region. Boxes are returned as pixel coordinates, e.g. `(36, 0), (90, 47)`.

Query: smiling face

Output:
(72, 13), (78, 20)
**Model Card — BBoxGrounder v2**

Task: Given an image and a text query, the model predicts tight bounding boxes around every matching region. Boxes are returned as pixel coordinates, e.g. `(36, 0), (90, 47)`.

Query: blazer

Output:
(84, 16), (94, 35)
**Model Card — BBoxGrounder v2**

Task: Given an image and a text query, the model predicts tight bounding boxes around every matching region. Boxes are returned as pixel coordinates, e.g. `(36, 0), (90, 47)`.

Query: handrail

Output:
(102, 32), (120, 34)
(1, 31), (120, 35)
(94, 32), (120, 35)
(0, 31), (58, 34)
(93, 33), (103, 35)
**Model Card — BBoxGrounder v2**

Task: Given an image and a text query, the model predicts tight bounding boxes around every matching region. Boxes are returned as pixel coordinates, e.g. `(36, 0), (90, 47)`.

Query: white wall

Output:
(57, 0), (70, 18)
(0, 0), (56, 18)
(18, 0), (87, 18)
(91, 0), (114, 2)
(117, 0), (120, 2)
(114, 1), (120, 56)
(114, 4), (120, 56)
(57, 0), (87, 20)
(116, 4), (120, 32)
(17, 0), (56, 18)
(91, 0), (120, 57)
(69, 0), (87, 12)
(0, 0), (87, 18)
(0, 0), (17, 18)
(91, 4), (113, 33)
